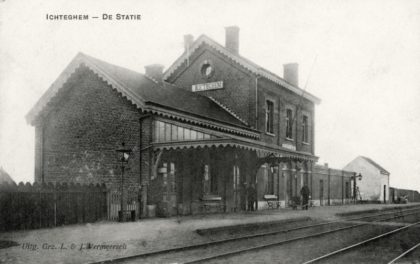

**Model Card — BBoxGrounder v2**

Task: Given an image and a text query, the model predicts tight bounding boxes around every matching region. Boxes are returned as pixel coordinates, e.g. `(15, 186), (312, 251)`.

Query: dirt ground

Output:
(0, 203), (418, 264)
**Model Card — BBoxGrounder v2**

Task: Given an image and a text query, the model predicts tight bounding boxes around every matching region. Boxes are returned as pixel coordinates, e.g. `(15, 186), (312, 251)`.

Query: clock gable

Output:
(166, 44), (256, 127)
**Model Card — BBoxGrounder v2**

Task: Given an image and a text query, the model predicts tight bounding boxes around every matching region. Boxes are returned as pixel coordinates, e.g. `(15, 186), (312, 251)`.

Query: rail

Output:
(88, 205), (420, 264)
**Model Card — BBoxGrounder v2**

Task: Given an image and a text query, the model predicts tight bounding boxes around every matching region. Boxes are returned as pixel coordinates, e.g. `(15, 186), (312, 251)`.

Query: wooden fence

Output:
(0, 182), (108, 231)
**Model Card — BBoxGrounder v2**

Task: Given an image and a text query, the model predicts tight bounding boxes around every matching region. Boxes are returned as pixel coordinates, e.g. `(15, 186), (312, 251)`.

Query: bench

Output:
(264, 194), (280, 209)
(288, 196), (301, 210)
(200, 195), (224, 213)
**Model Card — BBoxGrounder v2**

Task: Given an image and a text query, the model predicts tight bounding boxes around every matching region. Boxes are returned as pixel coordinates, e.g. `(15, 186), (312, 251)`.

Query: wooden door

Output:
(161, 162), (177, 216)
(233, 165), (240, 211)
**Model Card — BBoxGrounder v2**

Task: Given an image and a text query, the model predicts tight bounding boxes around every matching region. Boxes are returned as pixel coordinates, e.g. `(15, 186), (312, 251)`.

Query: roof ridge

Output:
(143, 74), (159, 84)
(81, 53), (163, 88)
(359, 156), (390, 175)
(26, 52), (259, 138)
(208, 96), (249, 126)
(26, 52), (149, 124)
(163, 34), (321, 104)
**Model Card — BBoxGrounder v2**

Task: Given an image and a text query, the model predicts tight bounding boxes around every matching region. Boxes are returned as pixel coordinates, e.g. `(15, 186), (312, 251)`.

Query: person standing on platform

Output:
(300, 184), (310, 210)
(247, 183), (257, 211)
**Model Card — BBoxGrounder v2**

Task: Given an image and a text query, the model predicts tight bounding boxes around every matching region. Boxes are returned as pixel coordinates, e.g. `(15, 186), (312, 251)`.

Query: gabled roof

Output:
(26, 52), (146, 124)
(0, 167), (15, 184)
(360, 156), (390, 175)
(163, 34), (321, 104)
(26, 53), (259, 138)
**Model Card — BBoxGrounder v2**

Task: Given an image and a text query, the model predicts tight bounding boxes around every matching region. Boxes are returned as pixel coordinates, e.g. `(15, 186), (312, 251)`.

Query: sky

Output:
(0, 0), (419, 190)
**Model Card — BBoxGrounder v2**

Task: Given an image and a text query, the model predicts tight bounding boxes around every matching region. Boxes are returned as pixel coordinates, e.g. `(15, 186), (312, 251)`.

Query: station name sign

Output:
(192, 81), (223, 92)
(282, 143), (296, 151)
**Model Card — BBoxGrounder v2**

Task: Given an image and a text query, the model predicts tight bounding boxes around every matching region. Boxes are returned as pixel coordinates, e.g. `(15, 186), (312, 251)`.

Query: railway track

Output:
(184, 210), (420, 264)
(342, 205), (420, 222)
(89, 205), (420, 264)
(302, 221), (420, 264)
(388, 242), (420, 263)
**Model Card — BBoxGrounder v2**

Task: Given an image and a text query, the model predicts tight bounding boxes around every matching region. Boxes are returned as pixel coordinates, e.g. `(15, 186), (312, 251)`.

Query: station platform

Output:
(0, 203), (418, 264)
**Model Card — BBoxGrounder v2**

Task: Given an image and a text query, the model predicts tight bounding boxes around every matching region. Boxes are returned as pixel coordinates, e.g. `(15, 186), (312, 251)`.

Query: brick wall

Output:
(167, 45), (257, 128)
(166, 45), (315, 155)
(37, 66), (142, 194)
(258, 78), (315, 154)
(313, 165), (353, 205)
(139, 115), (152, 217)
(34, 125), (43, 183)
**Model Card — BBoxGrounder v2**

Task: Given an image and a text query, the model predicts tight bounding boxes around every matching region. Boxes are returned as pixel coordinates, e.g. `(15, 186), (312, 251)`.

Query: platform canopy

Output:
(152, 137), (318, 163)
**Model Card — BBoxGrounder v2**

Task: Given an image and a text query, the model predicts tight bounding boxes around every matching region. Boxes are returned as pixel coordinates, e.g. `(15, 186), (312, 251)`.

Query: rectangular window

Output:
(211, 164), (218, 194)
(169, 162), (176, 192)
(171, 125), (178, 141)
(203, 164), (210, 194)
(267, 166), (275, 195)
(265, 100), (274, 134)
(165, 123), (171, 141)
(286, 109), (293, 139)
(233, 165), (240, 191)
(177, 127), (184, 141)
(184, 128), (191, 140)
(159, 121), (165, 142)
(154, 121), (160, 142)
(154, 120), (213, 142)
(191, 130), (197, 140)
(302, 115), (309, 143)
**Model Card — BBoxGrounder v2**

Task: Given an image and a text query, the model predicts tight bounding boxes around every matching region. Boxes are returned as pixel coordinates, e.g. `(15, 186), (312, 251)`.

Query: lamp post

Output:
(352, 172), (362, 204)
(116, 142), (132, 222)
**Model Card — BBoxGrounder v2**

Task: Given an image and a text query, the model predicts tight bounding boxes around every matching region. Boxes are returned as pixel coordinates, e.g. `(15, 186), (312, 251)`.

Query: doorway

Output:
(233, 165), (241, 211)
(383, 185), (387, 204)
(161, 162), (177, 216)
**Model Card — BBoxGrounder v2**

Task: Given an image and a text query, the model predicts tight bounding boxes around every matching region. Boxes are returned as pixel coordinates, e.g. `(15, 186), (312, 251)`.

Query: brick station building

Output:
(27, 26), (324, 219)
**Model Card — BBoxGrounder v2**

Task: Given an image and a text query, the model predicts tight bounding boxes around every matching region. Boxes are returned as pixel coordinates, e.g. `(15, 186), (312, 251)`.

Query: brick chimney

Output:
(144, 64), (164, 83)
(283, 63), (299, 87)
(225, 26), (239, 54)
(184, 34), (194, 53)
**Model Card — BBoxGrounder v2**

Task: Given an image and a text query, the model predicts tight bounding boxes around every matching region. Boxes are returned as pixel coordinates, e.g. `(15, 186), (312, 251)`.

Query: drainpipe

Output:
(310, 161), (313, 202)
(327, 168), (331, 206)
(138, 117), (142, 218)
(41, 124), (45, 183)
(255, 76), (261, 129)
(388, 175), (390, 203)
(341, 170), (344, 204)
(295, 105), (298, 150)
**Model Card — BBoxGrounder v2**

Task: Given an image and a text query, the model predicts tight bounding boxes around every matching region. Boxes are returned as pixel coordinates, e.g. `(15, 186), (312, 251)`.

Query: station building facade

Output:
(163, 26), (321, 211)
(26, 26), (355, 218)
